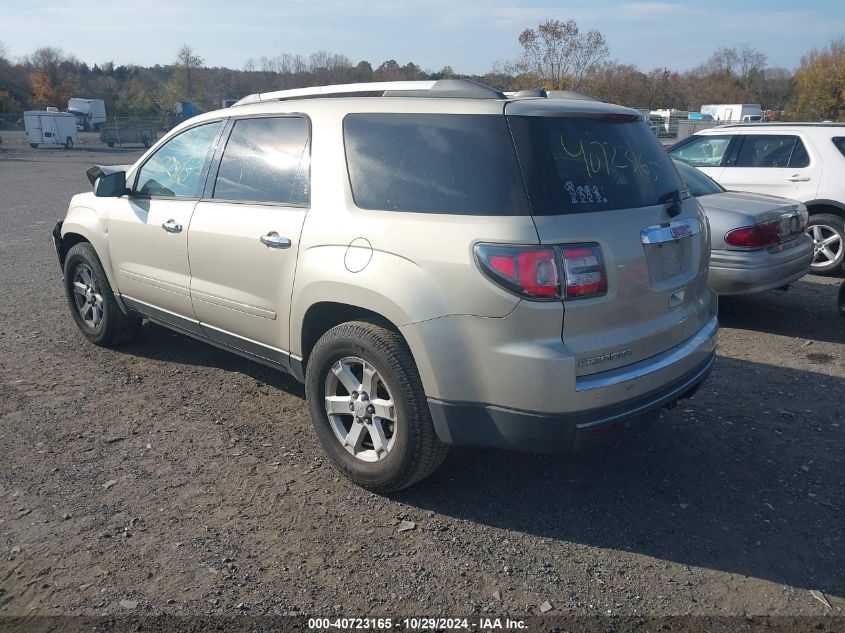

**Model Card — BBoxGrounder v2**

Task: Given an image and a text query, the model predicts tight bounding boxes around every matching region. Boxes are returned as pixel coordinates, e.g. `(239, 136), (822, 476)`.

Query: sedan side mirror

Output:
(94, 171), (127, 197)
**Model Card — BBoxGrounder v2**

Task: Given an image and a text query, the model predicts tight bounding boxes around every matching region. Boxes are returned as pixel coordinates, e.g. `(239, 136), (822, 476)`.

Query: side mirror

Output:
(94, 171), (127, 197)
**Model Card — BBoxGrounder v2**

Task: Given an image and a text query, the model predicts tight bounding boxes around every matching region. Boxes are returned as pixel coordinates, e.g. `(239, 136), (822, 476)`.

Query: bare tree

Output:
(0, 41), (8, 62)
(512, 19), (608, 90)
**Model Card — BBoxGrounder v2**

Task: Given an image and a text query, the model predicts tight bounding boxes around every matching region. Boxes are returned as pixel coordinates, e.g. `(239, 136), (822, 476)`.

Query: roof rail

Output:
(233, 79), (505, 106)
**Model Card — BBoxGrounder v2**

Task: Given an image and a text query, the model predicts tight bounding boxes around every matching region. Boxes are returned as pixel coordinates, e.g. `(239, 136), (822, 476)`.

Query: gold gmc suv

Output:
(53, 80), (718, 491)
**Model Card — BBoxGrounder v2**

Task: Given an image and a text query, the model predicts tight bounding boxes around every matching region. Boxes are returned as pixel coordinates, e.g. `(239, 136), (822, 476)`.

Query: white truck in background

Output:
(67, 98), (107, 131)
(24, 110), (78, 148)
(700, 103), (763, 123)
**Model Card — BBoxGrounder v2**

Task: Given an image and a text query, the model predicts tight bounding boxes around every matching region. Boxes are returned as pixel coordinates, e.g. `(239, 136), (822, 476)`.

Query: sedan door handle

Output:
(787, 175), (811, 182)
(161, 219), (182, 233)
(260, 232), (292, 249)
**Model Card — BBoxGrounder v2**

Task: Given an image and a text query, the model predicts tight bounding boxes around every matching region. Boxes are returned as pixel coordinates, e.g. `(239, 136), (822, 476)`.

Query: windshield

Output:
(507, 116), (682, 215)
(672, 159), (725, 197)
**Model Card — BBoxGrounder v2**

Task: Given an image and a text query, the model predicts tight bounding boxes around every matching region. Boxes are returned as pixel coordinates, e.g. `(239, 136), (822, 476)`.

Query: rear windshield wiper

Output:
(657, 189), (682, 217)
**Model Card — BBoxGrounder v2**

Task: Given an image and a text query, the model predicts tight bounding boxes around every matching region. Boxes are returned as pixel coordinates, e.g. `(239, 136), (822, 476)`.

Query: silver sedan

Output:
(673, 159), (814, 296)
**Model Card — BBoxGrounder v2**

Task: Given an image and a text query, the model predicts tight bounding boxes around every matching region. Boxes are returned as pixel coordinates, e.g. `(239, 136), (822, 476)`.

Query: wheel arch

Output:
(59, 210), (120, 296)
(298, 300), (407, 374)
(805, 200), (845, 217)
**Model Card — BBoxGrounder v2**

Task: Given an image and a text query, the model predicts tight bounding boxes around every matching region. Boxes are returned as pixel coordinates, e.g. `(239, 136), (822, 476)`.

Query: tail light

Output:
(724, 219), (781, 248)
(474, 243), (607, 300)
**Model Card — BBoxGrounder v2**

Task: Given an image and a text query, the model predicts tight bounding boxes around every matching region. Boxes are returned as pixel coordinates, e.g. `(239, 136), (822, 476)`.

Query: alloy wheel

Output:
(810, 224), (843, 270)
(324, 356), (397, 462)
(72, 263), (104, 328)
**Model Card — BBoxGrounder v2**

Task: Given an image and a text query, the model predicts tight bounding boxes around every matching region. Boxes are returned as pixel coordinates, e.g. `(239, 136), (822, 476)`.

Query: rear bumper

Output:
(427, 316), (717, 453)
(709, 235), (813, 296)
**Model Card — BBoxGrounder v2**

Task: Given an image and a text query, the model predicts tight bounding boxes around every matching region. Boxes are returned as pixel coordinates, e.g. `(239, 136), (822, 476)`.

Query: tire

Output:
(107, 142), (114, 148)
(29, 143), (37, 149)
(63, 242), (142, 347)
(63, 137), (73, 150)
(807, 213), (844, 275)
(839, 281), (845, 317)
(306, 320), (448, 492)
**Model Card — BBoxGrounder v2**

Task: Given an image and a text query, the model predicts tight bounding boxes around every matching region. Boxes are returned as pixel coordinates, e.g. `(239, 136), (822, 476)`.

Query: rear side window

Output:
(668, 135), (732, 167)
(833, 137), (845, 158)
(734, 135), (809, 168)
(508, 116), (682, 215)
(343, 113), (529, 215)
(213, 117), (310, 204)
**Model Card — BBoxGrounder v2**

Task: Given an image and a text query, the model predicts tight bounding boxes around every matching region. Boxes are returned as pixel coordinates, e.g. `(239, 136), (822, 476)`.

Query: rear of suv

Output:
(669, 123), (845, 274)
(53, 80), (718, 491)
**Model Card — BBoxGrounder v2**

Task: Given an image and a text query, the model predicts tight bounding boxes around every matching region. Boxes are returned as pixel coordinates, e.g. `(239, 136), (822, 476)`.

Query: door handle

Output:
(161, 219), (182, 233)
(260, 232), (292, 249)
(787, 175), (811, 182)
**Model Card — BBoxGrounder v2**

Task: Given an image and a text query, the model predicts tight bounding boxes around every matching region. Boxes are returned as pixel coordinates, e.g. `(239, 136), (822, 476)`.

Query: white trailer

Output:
(67, 98), (107, 130)
(24, 110), (78, 149)
(700, 103), (763, 123)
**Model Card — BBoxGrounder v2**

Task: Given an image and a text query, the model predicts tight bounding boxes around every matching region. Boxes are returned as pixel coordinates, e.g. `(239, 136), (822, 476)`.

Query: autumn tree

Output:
(791, 38), (845, 121)
(160, 45), (205, 111)
(512, 19), (608, 90)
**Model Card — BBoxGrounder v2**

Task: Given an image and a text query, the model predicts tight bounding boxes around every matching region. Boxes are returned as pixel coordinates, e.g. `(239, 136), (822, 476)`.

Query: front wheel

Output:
(63, 242), (142, 346)
(306, 321), (448, 492)
(808, 214), (844, 275)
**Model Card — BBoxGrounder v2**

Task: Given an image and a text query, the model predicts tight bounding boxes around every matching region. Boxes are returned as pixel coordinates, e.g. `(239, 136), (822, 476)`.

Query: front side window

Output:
(668, 135), (732, 167)
(343, 113), (529, 215)
(213, 117), (310, 204)
(734, 135), (809, 168)
(135, 121), (224, 197)
(509, 116), (682, 214)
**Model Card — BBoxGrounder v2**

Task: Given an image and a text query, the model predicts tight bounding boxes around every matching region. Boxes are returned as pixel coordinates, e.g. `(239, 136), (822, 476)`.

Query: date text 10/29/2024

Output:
(307, 617), (527, 630)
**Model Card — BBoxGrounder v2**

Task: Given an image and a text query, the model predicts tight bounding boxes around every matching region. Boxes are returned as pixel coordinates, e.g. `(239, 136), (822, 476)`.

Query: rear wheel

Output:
(63, 242), (142, 347)
(107, 142), (114, 148)
(63, 137), (73, 149)
(29, 143), (37, 149)
(807, 213), (844, 275)
(305, 321), (448, 492)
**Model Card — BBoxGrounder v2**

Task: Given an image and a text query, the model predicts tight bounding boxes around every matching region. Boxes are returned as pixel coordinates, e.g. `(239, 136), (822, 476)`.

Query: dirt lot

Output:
(0, 141), (842, 624)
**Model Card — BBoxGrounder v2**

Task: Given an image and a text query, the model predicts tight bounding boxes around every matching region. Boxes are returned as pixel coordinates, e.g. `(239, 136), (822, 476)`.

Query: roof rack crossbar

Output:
(233, 79), (505, 105)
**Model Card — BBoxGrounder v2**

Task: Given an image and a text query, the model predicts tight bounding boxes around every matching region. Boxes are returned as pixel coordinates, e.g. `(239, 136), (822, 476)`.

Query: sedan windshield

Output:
(672, 158), (725, 197)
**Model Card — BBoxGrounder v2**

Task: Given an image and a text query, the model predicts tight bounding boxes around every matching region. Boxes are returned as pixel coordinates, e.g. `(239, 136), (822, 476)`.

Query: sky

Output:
(2, 0), (844, 75)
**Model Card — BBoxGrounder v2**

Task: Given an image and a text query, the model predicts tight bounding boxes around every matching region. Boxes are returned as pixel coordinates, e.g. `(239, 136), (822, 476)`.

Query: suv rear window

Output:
(343, 113), (529, 215)
(508, 116), (681, 215)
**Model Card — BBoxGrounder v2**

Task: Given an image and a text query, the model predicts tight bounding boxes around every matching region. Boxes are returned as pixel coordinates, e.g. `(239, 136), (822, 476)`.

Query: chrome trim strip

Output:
(575, 315), (718, 392)
(640, 218), (702, 244)
(575, 353), (715, 429)
(199, 322), (291, 366)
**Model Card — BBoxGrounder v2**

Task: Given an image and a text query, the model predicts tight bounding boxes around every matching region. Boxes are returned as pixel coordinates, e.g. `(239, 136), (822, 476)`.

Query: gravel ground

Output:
(0, 141), (842, 624)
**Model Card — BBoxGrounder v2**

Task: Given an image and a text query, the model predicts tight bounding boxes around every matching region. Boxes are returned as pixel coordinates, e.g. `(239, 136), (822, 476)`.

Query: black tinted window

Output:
(509, 116), (681, 214)
(213, 117), (310, 204)
(834, 137), (845, 158)
(343, 113), (529, 215)
(735, 135), (809, 168)
(673, 159), (724, 197)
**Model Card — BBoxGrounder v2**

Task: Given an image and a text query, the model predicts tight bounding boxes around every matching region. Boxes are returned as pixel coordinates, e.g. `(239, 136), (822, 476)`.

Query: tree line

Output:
(0, 23), (842, 122)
